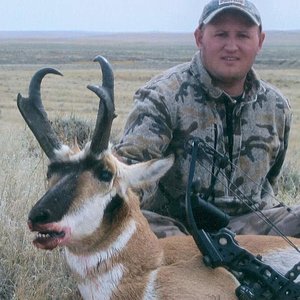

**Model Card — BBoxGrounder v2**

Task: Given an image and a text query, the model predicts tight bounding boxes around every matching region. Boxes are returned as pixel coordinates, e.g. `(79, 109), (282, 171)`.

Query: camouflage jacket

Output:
(115, 51), (292, 223)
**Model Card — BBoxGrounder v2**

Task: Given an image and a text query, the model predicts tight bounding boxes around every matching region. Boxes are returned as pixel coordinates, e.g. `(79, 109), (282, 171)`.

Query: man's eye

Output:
(238, 33), (249, 39)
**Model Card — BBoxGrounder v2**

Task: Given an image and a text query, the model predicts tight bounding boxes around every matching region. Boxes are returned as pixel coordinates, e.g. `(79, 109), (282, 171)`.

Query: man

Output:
(115, 0), (299, 238)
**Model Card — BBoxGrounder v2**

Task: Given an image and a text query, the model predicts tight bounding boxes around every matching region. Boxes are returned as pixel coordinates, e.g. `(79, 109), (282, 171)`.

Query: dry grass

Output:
(0, 131), (78, 299)
(0, 31), (300, 299)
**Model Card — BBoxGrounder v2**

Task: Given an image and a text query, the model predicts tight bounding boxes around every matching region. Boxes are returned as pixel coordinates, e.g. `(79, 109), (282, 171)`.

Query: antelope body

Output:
(18, 56), (300, 300)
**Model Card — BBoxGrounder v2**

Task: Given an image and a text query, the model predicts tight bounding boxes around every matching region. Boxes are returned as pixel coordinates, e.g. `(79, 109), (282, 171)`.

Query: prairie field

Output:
(0, 31), (300, 299)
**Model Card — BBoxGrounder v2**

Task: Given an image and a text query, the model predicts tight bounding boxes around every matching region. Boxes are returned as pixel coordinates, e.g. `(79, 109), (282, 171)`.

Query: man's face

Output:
(195, 10), (265, 88)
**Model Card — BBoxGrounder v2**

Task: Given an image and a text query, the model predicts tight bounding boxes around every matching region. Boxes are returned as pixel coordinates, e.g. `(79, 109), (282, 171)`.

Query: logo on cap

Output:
(219, 0), (246, 5)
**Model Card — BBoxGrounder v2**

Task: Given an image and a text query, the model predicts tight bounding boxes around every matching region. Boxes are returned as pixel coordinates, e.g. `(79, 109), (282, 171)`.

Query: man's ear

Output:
(257, 31), (266, 53)
(194, 27), (204, 49)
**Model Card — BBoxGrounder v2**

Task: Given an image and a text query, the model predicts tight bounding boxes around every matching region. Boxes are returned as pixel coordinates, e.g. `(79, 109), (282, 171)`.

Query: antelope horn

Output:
(87, 55), (116, 156)
(17, 68), (63, 160)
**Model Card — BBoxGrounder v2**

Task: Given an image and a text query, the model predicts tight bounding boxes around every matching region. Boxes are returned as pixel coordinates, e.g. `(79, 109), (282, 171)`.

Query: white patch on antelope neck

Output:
(78, 263), (124, 300)
(143, 270), (158, 300)
(262, 248), (300, 282)
(65, 219), (137, 278)
(61, 191), (115, 240)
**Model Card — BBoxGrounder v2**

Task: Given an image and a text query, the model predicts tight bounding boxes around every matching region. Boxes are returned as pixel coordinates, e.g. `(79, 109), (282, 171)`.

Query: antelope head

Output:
(18, 56), (174, 254)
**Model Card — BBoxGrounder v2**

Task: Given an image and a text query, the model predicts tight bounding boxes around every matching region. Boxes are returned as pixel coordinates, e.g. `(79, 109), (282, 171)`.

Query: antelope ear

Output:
(119, 155), (174, 192)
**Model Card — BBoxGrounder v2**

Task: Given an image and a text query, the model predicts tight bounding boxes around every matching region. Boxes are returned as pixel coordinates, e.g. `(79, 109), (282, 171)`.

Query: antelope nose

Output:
(28, 208), (52, 224)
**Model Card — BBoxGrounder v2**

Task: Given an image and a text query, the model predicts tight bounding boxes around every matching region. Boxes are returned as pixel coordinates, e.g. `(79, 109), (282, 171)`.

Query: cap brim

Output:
(203, 6), (260, 26)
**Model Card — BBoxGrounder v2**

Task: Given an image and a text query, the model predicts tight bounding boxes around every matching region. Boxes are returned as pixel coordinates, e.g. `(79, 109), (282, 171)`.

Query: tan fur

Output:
(74, 175), (300, 299)
(82, 188), (239, 299)
(236, 235), (300, 254)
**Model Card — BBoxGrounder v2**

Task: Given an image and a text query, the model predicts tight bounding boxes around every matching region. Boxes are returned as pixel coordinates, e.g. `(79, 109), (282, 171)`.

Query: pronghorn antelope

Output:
(18, 56), (300, 300)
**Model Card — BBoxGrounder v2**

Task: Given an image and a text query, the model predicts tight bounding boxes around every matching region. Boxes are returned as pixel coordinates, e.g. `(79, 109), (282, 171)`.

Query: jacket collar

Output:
(190, 51), (263, 103)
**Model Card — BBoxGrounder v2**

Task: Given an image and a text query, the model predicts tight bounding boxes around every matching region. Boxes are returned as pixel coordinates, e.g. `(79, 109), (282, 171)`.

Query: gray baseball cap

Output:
(199, 0), (261, 27)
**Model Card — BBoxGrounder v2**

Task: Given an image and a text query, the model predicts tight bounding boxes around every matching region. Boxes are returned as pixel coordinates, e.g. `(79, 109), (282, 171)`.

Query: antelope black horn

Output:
(88, 56), (116, 156)
(17, 68), (63, 160)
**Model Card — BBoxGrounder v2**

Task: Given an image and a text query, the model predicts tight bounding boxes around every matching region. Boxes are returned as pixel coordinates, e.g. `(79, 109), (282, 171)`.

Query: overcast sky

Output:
(1, 0), (299, 32)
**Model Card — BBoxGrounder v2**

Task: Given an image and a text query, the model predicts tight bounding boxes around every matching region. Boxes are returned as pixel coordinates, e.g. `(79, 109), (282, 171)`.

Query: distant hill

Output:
(0, 31), (299, 68)
(0, 31), (194, 44)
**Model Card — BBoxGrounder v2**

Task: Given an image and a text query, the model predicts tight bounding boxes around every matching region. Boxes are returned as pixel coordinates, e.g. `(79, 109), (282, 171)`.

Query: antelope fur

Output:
(31, 145), (300, 300)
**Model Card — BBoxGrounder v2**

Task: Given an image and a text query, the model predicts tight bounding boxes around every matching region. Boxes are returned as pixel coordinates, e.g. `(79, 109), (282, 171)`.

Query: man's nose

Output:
(224, 38), (239, 51)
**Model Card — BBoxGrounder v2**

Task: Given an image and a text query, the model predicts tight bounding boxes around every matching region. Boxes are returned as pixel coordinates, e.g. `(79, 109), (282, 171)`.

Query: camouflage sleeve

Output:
(266, 102), (292, 195)
(114, 86), (174, 163)
(114, 85), (175, 204)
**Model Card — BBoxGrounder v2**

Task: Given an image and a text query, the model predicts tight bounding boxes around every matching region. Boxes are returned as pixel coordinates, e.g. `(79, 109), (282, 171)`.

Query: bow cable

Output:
(188, 139), (300, 254)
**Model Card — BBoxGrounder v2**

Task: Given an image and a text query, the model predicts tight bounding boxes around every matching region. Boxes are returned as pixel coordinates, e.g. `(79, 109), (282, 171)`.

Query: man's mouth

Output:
(223, 56), (239, 62)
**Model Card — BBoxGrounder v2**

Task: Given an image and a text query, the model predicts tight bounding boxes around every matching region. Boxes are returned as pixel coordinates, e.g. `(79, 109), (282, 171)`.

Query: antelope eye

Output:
(97, 169), (113, 182)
